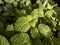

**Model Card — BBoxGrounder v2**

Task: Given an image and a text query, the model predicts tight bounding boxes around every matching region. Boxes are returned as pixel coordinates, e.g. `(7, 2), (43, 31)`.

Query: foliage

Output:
(0, 0), (60, 45)
(0, 35), (10, 45)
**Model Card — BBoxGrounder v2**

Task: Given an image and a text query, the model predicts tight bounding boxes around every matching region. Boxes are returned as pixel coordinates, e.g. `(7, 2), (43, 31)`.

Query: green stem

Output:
(43, 0), (48, 6)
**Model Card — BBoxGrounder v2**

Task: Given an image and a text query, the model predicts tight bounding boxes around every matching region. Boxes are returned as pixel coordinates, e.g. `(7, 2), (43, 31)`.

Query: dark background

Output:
(31, 0), (60, 6)
(53, 0), (60, 6)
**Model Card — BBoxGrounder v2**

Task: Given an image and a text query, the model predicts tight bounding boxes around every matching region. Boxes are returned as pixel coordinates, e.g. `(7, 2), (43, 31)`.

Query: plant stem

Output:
(43, 0), (48, 6)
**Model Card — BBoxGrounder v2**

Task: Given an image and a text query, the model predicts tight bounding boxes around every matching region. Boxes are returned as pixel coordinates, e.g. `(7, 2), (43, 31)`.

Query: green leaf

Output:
(14, 17), (31, 32)
(31, 9), (38, 18)
(26, 15), (33, 22)
(10, 33), (32, 45)
(0, 35), (10, 45)
(45, 10), (54, 18)
(0, 0), (3, 4)
(38, 24), (52, 38)
(16, 9), (27, 17)
(25, 0), (31, 6)
(47, 3), (53, 9)
(51, 20), (57, 27)
(30, 27), (41, 39)
(32, 39), (43, 45)
(29, 18), (38, 27)
(54, 7), (60, 15)
(13, 1), (18, 7)
(36, 0), (42, 6)
(31, 7), (44, 18)
(5, 0), (15, 3)
(45, 9), (57, 20)
(42, 38), (52, 45)
(58, 32), (60, 38)
(19, 0), (26, 4)
(48, 0), (55, 5)
(47, 3), (57, 9)
(38, 7), (44, 17)
(6, 24), (14, 31)
(56, 25), (60, 30)
(52, 38), (60, 45)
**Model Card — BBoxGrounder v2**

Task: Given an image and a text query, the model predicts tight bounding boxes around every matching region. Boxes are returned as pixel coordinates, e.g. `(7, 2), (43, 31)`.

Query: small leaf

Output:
(30, 27), (41, 39)
(47, 3), (57, 9)
(51, 20), (57, 27)
(26, 15), (33, 22)
(45, 10), (54, 18)
(26, 0), (31, 6)
(6, 24), (14, 31)
(13, 1), (18, 7)
(30, 18), (38, 27)
(47, 3), (53, 9)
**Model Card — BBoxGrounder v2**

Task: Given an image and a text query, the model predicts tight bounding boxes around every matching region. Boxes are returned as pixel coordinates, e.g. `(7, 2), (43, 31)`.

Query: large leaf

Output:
(38, 24), (52, 38)
(0, 35), (10, 45)
(10, 33), (32, 45)
(31, 7), (44, 18)
(14, 17), (31, 32)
